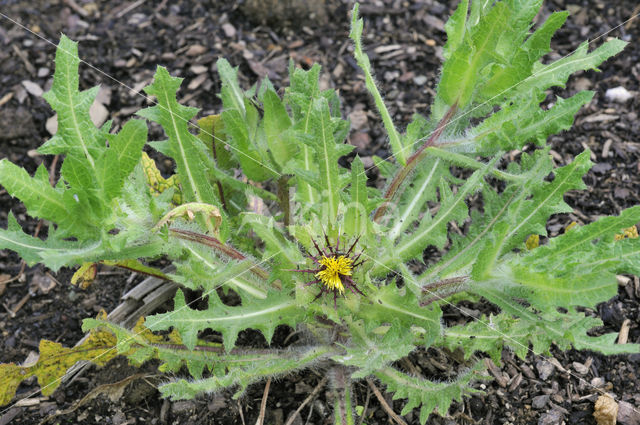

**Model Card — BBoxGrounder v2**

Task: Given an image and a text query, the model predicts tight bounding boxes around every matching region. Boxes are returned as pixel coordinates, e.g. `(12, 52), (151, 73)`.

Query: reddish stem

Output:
(170, 228), (270, 280)
(373, 103), (458, 222)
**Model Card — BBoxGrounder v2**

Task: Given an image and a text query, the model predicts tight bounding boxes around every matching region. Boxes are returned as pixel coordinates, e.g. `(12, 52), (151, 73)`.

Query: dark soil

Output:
(1, 0), (639, 424)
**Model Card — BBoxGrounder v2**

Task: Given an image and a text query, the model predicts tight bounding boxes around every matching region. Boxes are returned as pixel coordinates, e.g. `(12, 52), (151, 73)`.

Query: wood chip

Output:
(617, 275), (631, 286)
(582, 113), (619, 123)
(484, 358), (509, 387)
(0, 92), (14, 107)
(186, 44), (207, 56)
(618, 318), (631, 344)
(603, 139), (613, 158)
(187, 73), (207, 90)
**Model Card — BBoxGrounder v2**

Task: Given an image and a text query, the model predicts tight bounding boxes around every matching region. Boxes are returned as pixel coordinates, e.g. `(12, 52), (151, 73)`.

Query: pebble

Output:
(172, 400), (196, 413)
(186, 44), (207, 56)
(222, 23), (236, 38)
(190, 65), (208, 74)
(21, 80), (43, 97)
(348, 109), (368, 131)
(37, 67), (50, 78)
(572, 361), (589, 375)
(605, 86), (633, 102)
(538, 409), (564, 425)
(536, 359), (556, 381)
(350, 132), (370, 150)
(413, 75), (428, 86)
(532, 395), (550, 409)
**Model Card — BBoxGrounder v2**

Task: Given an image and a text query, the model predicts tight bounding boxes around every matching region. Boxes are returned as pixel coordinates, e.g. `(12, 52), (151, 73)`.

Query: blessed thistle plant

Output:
(1, 1), (639, 423)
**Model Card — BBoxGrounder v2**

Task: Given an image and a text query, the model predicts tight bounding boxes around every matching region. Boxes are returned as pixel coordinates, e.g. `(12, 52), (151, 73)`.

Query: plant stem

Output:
(169, 228), (270, 280)
(350, 5), (405, 165)
(331, 365), (355, 425)
(419, 275), (469, 306)
(277, 175), (291, 227)
(373, 104), (457, 222)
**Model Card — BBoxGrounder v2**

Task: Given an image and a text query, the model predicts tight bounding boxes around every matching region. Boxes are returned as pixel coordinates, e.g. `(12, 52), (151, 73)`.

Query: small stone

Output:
(572, 361), (589, 375)
(536, 359), (556, 381)
(190, 65), (208, 74)
(348, 110), (368, 131)
(618, 400), (640, 425)
(46, 114), (58, 135)
(332, 63), (343, 78)
(605, 86), (633, 102)
(21, 80), (43, 97)
(89, 101), (109, 128)
(172, 401), (196, 414)
(186, 44), (207, 56)
(350, 132), (370, 150)
(222, 23), (236, 38)
(111, 411), (127, 425)
(413, 75), (428, 86)
(539, 409), (564, 425)
(361, 156), (374, 170)
(30, 273), (56, 295)
(37, 67), (50, 78)
(532, 395), (550, 410)
(574, 77), (592, 91)
(207, 395), (226, 413)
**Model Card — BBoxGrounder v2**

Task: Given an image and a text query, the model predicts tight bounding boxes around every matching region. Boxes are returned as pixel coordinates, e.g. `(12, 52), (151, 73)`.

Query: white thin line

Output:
(0, 250), (282, 416)
(361, 10), (640, 178)
(0, 12), (282, 178)
(362, 252), (640, 415)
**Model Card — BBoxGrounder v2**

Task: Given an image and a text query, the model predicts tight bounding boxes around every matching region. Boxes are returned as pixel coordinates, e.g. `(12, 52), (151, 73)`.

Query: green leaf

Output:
(170, 241), (269, 299)
(442, 0), (468, 60)
(376, 363), (484, 425)
(465, 91), (594, 155)
(438, 2), (511, 107)
(309, 97), (342, 223)
(335, 320), (414, 379)
(358, 285), (441, 346)
(146, 289), (305, 351)
(387, 157), (447, 241)
(509, 39), (627, 97)
(523, 205), (640, 275)
(470, 149), (591, 280)
(97, 118), (148, 201)
(137, 67), (217, 211)
(0, 161), (81, 233)
(159, 346), (331, 400)
(217, 58), (246, 117)
(40, 35), (102, 166)
(393, 158), (497, 263)
(287, 64), (322, 208)
(345, 156), (369, 237)
(221, 107), (277, 181)
(263, 89), (297, 168)
(0, 213), (81, 268)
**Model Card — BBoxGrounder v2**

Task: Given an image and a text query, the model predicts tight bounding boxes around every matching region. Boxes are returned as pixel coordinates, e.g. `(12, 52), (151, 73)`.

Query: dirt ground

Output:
(0, 0), (639, 424)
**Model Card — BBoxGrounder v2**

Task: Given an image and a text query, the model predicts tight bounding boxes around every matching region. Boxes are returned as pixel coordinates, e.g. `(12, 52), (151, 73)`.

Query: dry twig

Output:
(366, 378), (408, 425)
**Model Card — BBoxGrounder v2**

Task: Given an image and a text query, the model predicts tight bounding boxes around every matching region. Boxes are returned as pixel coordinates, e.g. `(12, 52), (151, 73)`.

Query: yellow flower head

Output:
(315, 255), (353, 293)
(290, 235), (364, 307)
